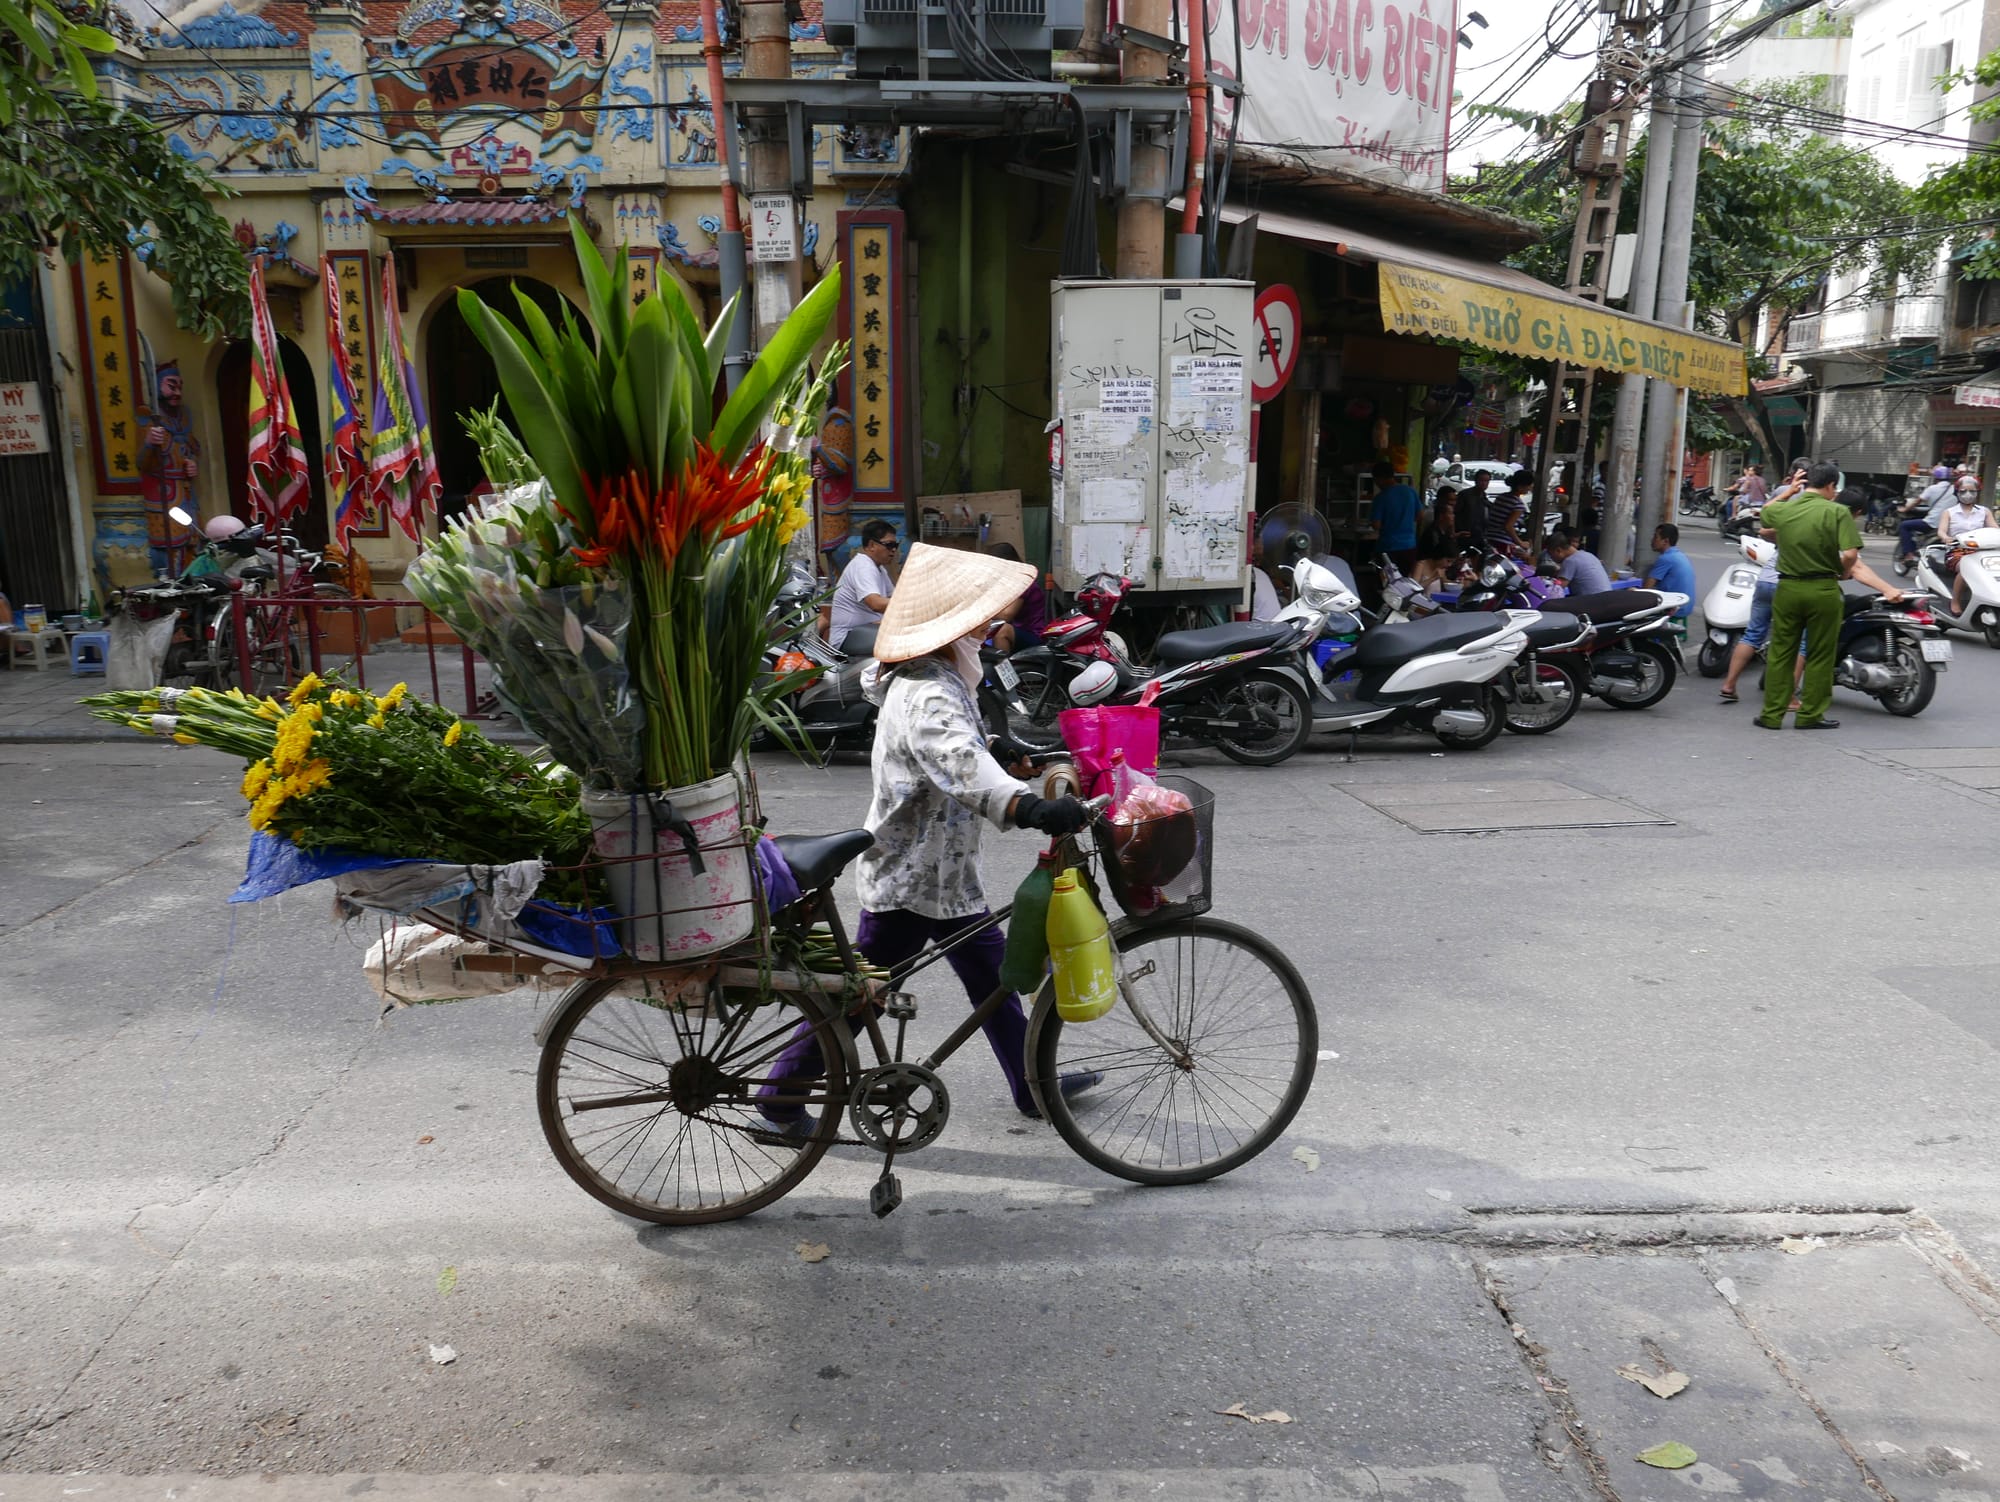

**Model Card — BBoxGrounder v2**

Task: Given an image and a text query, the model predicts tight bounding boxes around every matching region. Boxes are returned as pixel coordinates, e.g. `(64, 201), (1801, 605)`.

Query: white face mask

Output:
(948, 635), (984, 691)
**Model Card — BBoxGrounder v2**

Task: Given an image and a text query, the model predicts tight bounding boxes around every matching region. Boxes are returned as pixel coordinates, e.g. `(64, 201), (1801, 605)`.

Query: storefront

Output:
(1210, 196), (1749, 542)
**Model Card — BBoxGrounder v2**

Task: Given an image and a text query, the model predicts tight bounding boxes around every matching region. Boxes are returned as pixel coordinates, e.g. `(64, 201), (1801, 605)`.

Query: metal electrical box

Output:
(821, 0), (1084, 80)
(1049, 279), (1255, 595)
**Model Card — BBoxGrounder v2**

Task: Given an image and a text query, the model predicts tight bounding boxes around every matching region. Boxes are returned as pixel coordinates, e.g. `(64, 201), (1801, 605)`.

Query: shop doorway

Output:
(425, 276), (582, 527)
(217, 337), (329, 551)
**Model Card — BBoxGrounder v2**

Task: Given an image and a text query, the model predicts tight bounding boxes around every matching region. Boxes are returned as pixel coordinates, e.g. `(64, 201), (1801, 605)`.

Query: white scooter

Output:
(1273, 558), (1534, 750)
(1910, 526), (2000, 649)
(1695, 537), (1772, 677)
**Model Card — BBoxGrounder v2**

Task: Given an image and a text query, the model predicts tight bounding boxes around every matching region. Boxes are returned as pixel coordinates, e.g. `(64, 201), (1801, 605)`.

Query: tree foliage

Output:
(1456, 84), (1930, 459)
(1914, 48), (2000, 279)
(1, 0), (247, 338)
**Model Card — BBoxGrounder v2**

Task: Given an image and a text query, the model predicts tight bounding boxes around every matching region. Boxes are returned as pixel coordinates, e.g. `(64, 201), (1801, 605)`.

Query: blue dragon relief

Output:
(380, 156), (447, 196)
(603, 44), (655, 145)
(536, 153), (604, 208)
(311, 49), (363, 150)
(154, 69), (313, 170)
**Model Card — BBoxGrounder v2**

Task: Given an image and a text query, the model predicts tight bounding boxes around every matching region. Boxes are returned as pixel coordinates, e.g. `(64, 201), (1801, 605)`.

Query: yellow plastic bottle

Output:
(1046, 870), (1117, 1023)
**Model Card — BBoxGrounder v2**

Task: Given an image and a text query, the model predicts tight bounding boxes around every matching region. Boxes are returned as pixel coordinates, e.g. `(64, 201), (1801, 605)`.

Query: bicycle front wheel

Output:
(538, 975), (851, 1224)
(1028, 916), (1317, 1185)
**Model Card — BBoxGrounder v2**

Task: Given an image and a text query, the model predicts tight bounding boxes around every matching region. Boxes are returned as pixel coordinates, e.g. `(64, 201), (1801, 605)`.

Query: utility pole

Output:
(1114, 0), (1172, 277)
(1637, 0), (1709, 549)
(741, 0), (799, 345)
(1600, 0), (1679, 573)
(1531, 0), (1654, 559)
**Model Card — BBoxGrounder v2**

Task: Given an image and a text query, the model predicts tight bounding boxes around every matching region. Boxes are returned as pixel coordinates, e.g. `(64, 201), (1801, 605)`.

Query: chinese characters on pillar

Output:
(839, 209), (904, 500)
(70, 251), (144, 493)
(628, 247), (661, 310)
(328, 251), (376, 420)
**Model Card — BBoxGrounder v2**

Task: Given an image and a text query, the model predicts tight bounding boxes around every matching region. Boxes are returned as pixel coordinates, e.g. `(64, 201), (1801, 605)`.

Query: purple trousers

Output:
(757, 907), (1032, 1119)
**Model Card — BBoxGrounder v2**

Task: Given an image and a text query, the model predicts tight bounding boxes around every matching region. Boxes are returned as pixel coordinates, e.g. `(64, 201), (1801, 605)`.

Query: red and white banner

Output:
(1188, 0), (1457, 192)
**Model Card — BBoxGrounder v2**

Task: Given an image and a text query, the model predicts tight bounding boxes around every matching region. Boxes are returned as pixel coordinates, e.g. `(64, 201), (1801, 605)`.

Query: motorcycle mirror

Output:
(169, 505), (195, 527)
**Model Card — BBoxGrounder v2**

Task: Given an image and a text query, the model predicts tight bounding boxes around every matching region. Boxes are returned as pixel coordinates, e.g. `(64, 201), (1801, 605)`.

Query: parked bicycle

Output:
(504, 760), (1319, 1224)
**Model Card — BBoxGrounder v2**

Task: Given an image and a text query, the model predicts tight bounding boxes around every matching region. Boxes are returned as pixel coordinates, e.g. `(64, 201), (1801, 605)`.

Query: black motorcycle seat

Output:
(1536, 589), (1664, 623)
(1523, 615), (1589, 649)
(772, 830), (875, 891)
(837, 624), (879, 658)
(1153, 620), (1293, 665)
(1350, 613), (1507, 671)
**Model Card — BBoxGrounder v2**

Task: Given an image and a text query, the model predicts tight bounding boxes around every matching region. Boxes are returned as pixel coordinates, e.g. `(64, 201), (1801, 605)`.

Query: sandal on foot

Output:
(1718, 688), (1739, 703)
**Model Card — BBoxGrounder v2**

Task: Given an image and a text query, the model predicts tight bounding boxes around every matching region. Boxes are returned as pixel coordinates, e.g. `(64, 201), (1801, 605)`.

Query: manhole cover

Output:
(1339, 778), (1672, 833)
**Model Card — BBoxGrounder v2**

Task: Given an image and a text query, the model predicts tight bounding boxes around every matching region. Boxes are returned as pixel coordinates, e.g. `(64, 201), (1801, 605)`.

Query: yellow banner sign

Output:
(1377, 262), (1748, 397)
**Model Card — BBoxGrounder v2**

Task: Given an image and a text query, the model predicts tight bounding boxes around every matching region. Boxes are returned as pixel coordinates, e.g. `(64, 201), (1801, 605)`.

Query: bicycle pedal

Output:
(869, 1172), (903, 1218)
(884, 992), (918, 1021)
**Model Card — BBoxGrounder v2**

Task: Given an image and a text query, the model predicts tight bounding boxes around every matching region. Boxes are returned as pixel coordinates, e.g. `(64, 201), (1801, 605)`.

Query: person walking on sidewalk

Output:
(1756, 462), (1861, 731)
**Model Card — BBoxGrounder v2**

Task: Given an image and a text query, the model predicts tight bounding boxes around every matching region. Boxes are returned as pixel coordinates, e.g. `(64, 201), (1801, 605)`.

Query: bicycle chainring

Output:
(847, 1063), (950, 1153)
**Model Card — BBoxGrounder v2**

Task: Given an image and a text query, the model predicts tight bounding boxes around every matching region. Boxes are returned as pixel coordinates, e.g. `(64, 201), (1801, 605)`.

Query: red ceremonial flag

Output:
(367, 253), (441, 542)
(322, 259), (371, 552)
(246, 255), (311, 522)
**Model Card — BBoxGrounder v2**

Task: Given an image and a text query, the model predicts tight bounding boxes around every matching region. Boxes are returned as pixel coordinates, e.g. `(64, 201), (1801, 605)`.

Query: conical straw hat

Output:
(873, 542), (1038, 663)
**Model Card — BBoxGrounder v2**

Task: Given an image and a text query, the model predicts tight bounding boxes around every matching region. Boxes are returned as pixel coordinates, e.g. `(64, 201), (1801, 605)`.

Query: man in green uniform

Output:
(1757, 462), (1860, 730)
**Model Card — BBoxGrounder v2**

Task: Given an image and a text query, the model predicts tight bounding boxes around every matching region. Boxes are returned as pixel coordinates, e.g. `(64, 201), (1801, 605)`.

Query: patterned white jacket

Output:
(856, 656), (1027, 920)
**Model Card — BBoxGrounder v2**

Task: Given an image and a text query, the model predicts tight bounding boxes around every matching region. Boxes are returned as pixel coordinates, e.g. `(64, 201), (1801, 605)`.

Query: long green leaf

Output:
(458, 295), (591, 521)
(700, 293), (739, 411)
(0, 0), (56, 69)
(569, 216), (625, 361)
(511, 285), (566, 373)
(621, 297), (679, 490)
(711, 269), (842, 465)
(658, 286), (715, 422)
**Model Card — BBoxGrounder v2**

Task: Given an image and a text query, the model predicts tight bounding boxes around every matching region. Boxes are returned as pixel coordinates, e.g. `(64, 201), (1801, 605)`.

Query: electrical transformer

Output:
(1049, 279), (1255, 595)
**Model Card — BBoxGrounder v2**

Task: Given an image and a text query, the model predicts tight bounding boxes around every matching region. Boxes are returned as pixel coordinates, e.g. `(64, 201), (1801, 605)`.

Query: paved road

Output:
(5, 539), (2000, 1500)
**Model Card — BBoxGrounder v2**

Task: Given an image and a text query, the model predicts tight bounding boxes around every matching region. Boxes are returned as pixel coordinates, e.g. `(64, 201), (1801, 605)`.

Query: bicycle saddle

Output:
(238, 565), (275, 582)
(772, 829), (874, 891)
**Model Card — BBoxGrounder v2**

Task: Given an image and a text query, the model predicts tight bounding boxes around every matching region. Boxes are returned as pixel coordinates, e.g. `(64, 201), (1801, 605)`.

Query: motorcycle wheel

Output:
(1502, 662), (1580, 736)
(1983, 610), (2000, 651)
(985, 663), (1068, 752)
(1212, 671), (1312, 767)
(1436, 686), (1507, 750)
(1601, 641), (1678, 710)
(1877, 642), (1937, 717)
(1696, 637), (1731, 678)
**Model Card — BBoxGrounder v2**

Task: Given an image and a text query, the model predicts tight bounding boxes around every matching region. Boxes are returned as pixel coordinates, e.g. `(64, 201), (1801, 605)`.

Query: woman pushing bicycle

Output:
(757, 544), (1103, 1139)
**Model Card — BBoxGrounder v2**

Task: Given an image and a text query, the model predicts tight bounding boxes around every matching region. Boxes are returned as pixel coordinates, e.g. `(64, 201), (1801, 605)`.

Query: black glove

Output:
(1013, 793), (1090, 836)
(984, 732), (1032, 768)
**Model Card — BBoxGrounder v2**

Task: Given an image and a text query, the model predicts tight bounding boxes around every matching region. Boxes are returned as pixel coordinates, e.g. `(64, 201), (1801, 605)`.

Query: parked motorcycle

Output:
(1532, 586), (1688, 709)
(1680, 483), (1720, 517)
(1695, 538), (1770, 677)
(1381, 555), (1593, 735)
(1909, 528), (2000, 648)
(1755, 590), (1949, 717)
(111, 517), (287, 688)
(1276, 558), (1533, 750)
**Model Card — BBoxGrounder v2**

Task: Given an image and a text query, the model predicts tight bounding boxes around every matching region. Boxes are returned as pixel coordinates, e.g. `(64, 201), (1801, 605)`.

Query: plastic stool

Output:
(5, 630), (66, 672)
(68, 630), (111, 676)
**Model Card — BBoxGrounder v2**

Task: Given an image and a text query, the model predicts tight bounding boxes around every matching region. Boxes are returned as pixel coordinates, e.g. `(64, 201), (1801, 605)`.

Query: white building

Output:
(1777, 0), (1996, 478)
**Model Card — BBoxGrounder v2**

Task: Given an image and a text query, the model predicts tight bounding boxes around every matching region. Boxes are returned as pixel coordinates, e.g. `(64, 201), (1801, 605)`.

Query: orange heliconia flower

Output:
(572, 445), (774, 568)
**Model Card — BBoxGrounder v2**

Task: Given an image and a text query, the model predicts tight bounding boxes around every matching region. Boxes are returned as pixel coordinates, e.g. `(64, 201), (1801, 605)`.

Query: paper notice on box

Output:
(1071, 523), (1147, 580)
(1081, 477), (1147, 523)
(1098, 378), (1154, 418)
(1168, 356), (1244, 432)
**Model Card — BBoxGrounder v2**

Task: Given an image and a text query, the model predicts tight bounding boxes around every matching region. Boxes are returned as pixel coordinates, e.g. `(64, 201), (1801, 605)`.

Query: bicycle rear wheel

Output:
(538, 974), (851, 1224)
(1027, 915), (1317, 1185)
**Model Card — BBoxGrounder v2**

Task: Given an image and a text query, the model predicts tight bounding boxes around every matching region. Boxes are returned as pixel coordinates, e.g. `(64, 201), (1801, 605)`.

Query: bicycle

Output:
(517, 765), (1319, 1224)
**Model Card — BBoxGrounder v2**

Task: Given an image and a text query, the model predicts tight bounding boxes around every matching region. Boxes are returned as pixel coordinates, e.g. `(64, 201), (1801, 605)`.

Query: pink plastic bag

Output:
(1057, 704), (1161, 800)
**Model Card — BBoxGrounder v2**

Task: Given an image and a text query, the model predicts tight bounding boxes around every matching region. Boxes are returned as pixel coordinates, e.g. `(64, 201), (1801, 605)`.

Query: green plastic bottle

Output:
(1046, 869), (1117, 1023)
(999, 853), (1056, 995)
